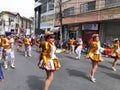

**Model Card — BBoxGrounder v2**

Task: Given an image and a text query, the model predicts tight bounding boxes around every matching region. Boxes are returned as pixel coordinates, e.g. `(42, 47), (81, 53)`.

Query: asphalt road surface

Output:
(0, 47), (120, 90)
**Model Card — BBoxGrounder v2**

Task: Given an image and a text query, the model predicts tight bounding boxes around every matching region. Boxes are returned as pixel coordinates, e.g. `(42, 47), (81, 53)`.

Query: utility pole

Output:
(59, 0), (63, 42)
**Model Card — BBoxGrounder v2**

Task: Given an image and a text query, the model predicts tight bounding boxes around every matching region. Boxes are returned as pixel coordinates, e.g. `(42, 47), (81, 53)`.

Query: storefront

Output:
(100, 7), (120, 43)
(81, 23), (99, 42)
(69, 25), (80, 39)
(100, 20), (120, 44)
(62, 24), (81, 40)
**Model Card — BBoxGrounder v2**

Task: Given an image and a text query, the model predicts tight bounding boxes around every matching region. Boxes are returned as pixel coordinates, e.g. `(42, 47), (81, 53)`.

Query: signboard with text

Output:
(82, 24), (98, 30)
(101, 7), (120, 20)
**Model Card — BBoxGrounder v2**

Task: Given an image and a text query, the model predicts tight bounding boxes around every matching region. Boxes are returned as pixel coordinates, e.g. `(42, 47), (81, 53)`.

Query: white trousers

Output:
(0, 47), (3, 60)
(75, 46), (82, 59)
(71, 45), (75, 54)
(4, 49), (15, 68)
(25, 46), (31, 56)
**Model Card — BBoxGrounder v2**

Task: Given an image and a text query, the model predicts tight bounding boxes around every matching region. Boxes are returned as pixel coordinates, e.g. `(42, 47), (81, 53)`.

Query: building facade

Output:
(40, 0), (55, 32)
(34, 0), (59, 36)
(0, 11), (18, 34)
(21, 17), (33, 35)
(0, 11), (33, 36)
(55, 0), (120, 44)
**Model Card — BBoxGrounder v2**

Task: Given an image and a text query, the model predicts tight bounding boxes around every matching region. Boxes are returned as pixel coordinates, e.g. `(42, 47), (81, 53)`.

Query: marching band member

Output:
(75, 37), (83, 60)
(2, 32), (15, 69)
(38, 31), (65, 90)
(35, 36), (41, 52)
(0, 34), (4, 60)
(10, 34), (15, 50)
(17, 36), (23, 52)
(110, 38), (120, 71)
(69, 38), (75, 54)
(24, 35), (32, 57)
(87, 34), (104, 82)
(0, 64), (4, 82)
(0, 35), (4, 81)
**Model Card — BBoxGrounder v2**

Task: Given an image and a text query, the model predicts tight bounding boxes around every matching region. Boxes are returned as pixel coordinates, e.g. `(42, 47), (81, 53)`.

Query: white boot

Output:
(11, 59), (15, 68)
(78, 56), (81, 60)
(25, 51), (27, 57)
(28, 51), (32, 57)
(89, 75), (96, 83)
(4, 61), (8, 69)
(0, 52), (3, 60)
(112, 67), (116, 71)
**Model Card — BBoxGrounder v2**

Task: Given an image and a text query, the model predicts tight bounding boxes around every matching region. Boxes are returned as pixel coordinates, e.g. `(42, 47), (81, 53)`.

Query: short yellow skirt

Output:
(39, 58), (61, 71)
(88, 52), (103, 62)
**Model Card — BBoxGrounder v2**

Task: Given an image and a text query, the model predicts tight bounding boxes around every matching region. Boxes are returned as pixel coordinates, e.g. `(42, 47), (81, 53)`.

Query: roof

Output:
(1, 11), (20, 16)
(0, 11), (33, 21)
(22, 16), (33, 21)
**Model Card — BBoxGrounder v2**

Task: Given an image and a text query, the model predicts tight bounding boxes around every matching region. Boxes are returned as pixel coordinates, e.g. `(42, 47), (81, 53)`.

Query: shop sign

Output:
(82, 24), (98, 30)
(101, 14), (120, 20)
(101, 7), (120, 20)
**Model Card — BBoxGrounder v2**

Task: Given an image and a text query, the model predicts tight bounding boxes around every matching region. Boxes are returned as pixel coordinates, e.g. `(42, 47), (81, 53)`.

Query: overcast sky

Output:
(0, 0), (34, 18)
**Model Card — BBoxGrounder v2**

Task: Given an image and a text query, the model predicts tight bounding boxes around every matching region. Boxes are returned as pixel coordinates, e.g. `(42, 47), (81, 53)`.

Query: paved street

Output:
(1, 46), (120, 90)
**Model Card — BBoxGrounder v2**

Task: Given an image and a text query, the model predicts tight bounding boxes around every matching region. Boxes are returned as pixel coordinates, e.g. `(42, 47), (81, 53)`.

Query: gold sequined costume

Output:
(87, 41), (103, 62)
(38, 41), (65, 71)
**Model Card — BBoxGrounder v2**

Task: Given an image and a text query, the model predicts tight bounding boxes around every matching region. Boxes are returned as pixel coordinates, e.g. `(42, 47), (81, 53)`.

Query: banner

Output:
(82, 24), (98, 30)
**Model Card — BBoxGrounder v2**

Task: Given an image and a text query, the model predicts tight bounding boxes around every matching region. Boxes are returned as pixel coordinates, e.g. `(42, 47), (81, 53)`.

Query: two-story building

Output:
(0, 11), (33, 36)
(55, 0), (120, 43)
(21, 17), (33, 35)
(0, 11), (17, 34)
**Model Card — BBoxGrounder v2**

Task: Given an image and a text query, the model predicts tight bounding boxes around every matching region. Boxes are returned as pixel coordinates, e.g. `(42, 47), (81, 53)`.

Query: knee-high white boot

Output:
(11, 58), (15, 68)
(28, 51), (32, 57)
(25, 51), (27, 57)
(4, 60), (8, 69)
(0, 52), (2, 60)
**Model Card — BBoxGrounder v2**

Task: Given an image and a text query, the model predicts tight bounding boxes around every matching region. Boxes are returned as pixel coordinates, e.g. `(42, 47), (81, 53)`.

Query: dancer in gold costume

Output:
(38, 31), (65, 90)
(110, 38), (120, 71)
(87, 34), (104, 82)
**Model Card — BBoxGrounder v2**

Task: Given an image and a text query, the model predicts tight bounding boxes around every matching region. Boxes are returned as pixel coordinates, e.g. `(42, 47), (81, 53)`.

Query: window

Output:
(48, 0), (54, 3)
(105, 0), (120, 7)
(80, 1), (96, 13)
(47, 14), (54, 21)
(41, 16), (46, 22)
(80, 3), (88, 13)
(48, 0), (54, 11)
(55, 13), (59, 20)
(64, 7), (74, 17)
(41, 3), (47, 13)
(35, 11), (38, 29)
(48, 3), (54, 11)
